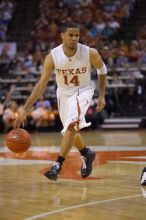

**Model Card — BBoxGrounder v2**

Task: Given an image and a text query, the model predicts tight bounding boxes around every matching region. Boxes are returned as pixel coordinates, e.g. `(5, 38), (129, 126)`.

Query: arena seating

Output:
(0, 0), (146, 132)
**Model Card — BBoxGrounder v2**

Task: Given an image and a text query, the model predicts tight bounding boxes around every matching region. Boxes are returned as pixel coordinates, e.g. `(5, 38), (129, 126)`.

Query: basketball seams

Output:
(9, 129), (31, 139)
(7, 136), (31, 144)
(6, 128), (31, 153)
(7, 132), (31, 144)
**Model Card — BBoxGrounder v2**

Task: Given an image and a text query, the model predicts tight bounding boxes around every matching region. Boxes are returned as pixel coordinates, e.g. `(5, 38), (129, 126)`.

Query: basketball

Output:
(6, 128), (31, 153)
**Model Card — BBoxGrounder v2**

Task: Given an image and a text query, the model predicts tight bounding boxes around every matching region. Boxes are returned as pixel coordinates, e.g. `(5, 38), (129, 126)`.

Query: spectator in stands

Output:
(2, 101), (18, 131)
(0, 100), (4, 132)
(3, 84), (16, 108)
(128, 40), (141, 64)
(0, 0), (15, 41)
(138, 47), (146, 67)
(35, 95), (52, 109)
(31, 0), (136, 50)
(33, 48), (44, 71)
(116, 51), (129, 69)
(112, 73), (123, 85)
(137, 25), (146, 40)
(0, 26), (6, 41)
(26, 83), (34, 96)
(119, 40), (129, 56)
(0, 0), (145, 130)
(15, 60), (27, 75)
(31, 99), (55, 131)
(136, 82), (143, 109)
(0, 46), (11, 64)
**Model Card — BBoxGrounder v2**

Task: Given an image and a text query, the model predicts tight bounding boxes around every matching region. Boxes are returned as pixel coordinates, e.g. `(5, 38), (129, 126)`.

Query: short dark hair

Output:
(60, 23), (79, 33)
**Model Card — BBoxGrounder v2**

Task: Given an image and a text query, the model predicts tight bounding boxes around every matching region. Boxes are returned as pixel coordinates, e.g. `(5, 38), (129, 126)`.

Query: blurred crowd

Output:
(0, 0), (15, 41)
(31, 0), (138, 51)
(0, 93), (106, 132)
(0, 0), (146, 132)
(0, 97), (61, 132)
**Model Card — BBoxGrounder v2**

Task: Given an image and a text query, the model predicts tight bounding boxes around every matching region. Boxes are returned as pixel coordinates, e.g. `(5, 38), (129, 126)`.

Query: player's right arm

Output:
(89, 48), (107, 112)
(13, 53), (54, 128)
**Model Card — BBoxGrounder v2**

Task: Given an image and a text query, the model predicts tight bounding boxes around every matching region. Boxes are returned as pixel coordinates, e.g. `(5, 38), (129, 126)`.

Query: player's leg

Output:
(74, 133), (85, 150)
(74, 133), (96, 178)
(44, 125), (76, 181)
(60, 126), (76, 157)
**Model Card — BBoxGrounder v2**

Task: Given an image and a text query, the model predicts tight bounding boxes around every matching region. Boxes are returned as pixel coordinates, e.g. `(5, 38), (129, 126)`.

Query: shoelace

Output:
(81, 156), (87, 169)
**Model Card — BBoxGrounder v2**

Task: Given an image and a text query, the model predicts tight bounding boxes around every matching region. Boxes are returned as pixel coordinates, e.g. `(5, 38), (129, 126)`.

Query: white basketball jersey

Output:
(51, 43), (94, 95)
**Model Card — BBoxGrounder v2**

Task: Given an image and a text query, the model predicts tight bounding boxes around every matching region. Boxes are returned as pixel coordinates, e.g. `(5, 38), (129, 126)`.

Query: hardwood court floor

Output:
(0, 130), (146, 220)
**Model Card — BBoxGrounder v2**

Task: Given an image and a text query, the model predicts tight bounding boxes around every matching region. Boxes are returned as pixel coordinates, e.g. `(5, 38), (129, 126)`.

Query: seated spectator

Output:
(31, 106), (55, 131)
(0, 101), (4, 132)
(138, 47), (146, 68)
(112, 73), (123, 86)
(116, 51), (129, 69)
(0, 26), (6, 41)
(0, 0), (15, 42)
(32, 48), (44, 71)
(0, 46), (11, 64)
(128, 41), (141, 64)
(119, 40), (129, 56)
(31, 96), (55, 131)
(2, 101), (18, 131)
(35, 95), (52, 109)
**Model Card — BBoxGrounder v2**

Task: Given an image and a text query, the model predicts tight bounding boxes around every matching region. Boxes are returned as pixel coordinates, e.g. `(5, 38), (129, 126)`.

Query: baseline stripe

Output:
(1, 146), (146, 153)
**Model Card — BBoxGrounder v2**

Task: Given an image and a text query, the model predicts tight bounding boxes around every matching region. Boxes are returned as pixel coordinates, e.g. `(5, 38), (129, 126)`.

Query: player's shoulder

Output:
(89, 47), (100, 57)
(43, 51), (54, 67)
(78, 43), (89, 50)
(79, 44), (99, 55)
(89, 47), (98, 53)
(51, 44), (62, 53)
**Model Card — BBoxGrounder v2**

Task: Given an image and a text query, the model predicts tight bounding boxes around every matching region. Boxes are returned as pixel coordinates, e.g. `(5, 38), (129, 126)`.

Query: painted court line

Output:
(0, 158), (52, 166)
(24, 194), (142, 220)
(1, 145), (146, 153)
(109, 161), (146, 165)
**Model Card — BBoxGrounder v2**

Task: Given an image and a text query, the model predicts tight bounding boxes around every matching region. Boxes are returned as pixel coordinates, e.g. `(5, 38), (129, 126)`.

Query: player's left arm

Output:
(89, 48), (107, 112)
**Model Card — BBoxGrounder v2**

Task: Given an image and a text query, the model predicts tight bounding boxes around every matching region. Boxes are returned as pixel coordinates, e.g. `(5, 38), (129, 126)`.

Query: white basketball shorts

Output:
(57, 87), (94, 135)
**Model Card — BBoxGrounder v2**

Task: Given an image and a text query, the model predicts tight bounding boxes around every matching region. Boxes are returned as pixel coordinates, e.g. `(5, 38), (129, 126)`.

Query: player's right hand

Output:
(13, 108), (27, 129)
(96, 96), (106, 112)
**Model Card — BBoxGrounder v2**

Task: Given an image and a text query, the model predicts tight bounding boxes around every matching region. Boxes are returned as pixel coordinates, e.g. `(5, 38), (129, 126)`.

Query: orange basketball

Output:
(6, 128), (31, 153)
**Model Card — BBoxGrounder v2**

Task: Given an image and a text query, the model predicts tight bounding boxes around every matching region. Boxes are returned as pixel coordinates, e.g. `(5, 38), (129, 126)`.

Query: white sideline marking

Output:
(1, 145), (146, 153)
(0, 158), (52, 166)
(121, 156), (146, 159)
(0, 145), (146, 166)
(109, 161), (146, 165)
(24, 194), (142, 220)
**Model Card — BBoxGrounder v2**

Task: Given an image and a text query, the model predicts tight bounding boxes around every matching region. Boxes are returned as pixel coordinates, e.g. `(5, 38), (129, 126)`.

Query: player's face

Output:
(61, 28), (80, 49)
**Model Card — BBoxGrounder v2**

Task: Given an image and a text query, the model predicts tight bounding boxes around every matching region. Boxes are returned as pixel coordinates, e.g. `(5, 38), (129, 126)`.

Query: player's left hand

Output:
(96, 96), (106, 112)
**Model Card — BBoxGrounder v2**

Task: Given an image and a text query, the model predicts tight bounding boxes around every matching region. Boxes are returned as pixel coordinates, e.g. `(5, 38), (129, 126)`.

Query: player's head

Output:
(61, 23), (80, 49)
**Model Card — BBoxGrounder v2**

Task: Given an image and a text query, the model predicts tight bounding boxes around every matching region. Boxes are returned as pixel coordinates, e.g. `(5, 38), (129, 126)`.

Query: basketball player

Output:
(13, 23), (107, 181)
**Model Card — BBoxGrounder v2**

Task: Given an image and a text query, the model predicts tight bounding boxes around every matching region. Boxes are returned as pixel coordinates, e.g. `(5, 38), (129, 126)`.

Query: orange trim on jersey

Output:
(76, 90), (81, 132)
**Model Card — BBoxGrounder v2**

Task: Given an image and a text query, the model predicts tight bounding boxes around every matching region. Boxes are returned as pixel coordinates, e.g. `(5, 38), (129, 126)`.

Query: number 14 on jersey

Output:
(63, 75), (80, 86)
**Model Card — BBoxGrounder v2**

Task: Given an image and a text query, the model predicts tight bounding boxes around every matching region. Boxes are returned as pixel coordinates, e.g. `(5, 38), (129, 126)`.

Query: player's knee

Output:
(68, 122), (76, 131)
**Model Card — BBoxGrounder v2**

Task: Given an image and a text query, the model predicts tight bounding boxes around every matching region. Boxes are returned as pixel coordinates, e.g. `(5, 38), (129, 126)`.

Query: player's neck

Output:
(62, 45), (78, 58)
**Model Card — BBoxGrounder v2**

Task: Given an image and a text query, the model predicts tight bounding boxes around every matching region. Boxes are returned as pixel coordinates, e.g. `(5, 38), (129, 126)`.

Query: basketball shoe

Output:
(44, 162), (61, 181)
(141, 167), (146, 186)
(81, 148), (96, 178)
